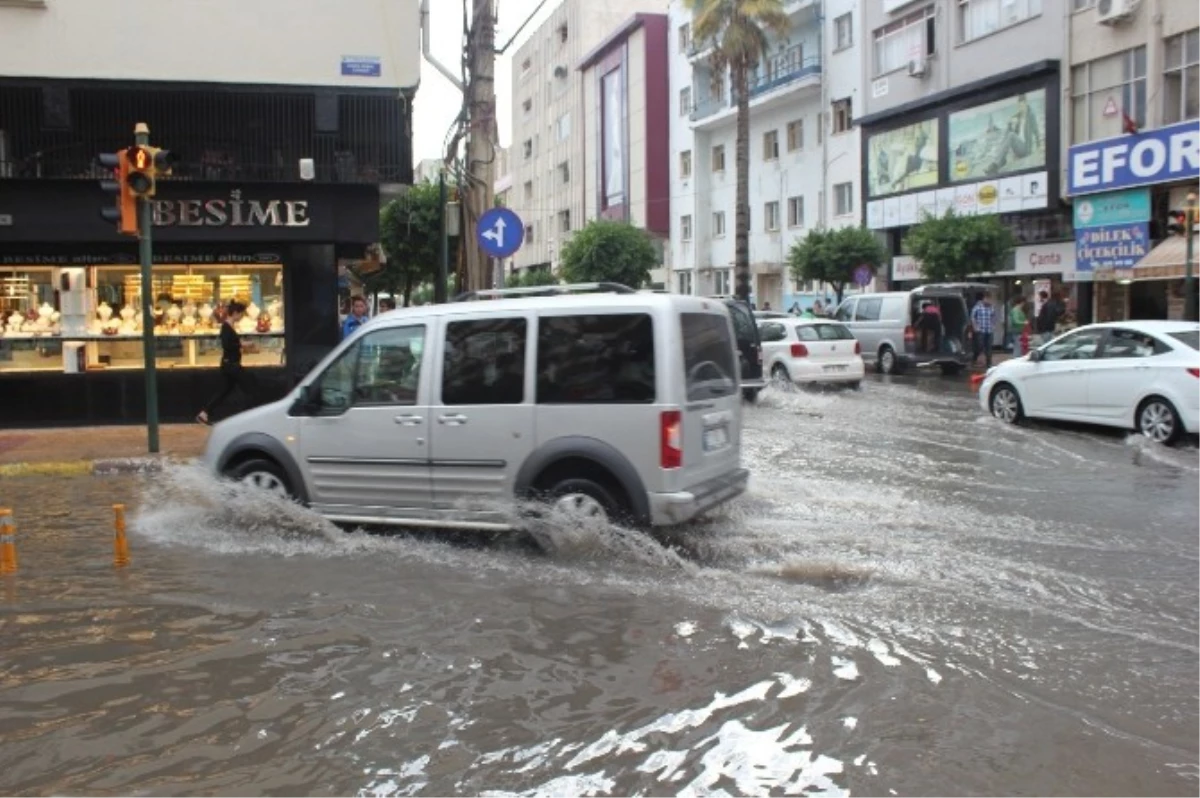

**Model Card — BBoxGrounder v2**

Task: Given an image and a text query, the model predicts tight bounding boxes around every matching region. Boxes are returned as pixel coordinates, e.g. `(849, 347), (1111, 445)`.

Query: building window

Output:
(712, 144), (726, 172)
(834, 13), (853, 50)
(556, 112), (571, 140)
(680, 149), (693, 179)
(681, 214), (693, 242)
(958, 0), (1042, 43)
(558, 161), (569, 183)
(559, 210), (571, 232)
(832, 99), (852, 133)
(680, 87), (692, 116)
(787, 119), (804, 151)
(523, 139), (533, 159)
(713, 211), (726, 237)
(523, 181), (533, 202)
(677, 270), (693, 295)
(1071, 46), (1146, 144)
(834, 182), (853, 216)
(678, 23), (691, 53)
(1164, 29), (1200, 124)
(558, 23), (568, 44)
(817, 112), (823, 144)
(762, 130), (780, 161)
(521, 58), (532, 76)
(523, 98), (533, 115)
(525, 223), (535, 243)
(873, 6), (935, 77)
(788, 196), (804, 227)
(764, 201), (780, 231)
(715, 269), (731, 295)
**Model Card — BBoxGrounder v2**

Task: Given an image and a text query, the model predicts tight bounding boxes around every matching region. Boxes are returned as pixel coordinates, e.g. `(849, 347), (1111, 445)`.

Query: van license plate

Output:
(704, 425), (728, 451)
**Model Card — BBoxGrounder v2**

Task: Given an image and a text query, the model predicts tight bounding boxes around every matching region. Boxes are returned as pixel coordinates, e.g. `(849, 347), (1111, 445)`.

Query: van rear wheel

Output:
(877, 345), (897, 374)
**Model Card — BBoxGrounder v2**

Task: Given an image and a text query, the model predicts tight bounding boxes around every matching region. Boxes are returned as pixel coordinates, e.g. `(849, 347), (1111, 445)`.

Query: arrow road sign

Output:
(476, 207), (525, 259)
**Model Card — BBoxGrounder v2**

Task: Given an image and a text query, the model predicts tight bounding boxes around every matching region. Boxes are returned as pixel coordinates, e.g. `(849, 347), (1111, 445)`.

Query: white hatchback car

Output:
(757, 318), (866, 388)
(979, 321), (1200, 444)
(203, 285), (750, 529)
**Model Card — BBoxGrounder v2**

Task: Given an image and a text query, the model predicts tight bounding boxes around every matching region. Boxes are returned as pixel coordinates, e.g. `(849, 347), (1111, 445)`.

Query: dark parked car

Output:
(722, 298), (765, 400)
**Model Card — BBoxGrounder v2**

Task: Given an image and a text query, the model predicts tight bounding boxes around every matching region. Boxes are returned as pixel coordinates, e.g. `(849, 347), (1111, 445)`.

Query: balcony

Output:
(0, 81), (412, 184)
(690, 47), (822, 128)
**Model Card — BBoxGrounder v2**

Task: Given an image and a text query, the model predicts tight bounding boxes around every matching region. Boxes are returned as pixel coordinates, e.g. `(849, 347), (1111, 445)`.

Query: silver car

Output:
(203, 286), (750, 530)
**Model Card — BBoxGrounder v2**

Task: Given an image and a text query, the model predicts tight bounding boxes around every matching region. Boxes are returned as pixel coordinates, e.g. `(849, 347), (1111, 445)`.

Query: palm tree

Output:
(686, 0), (790, 302)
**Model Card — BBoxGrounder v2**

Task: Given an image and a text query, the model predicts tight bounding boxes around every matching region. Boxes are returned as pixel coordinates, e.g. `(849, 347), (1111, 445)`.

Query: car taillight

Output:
(903, 326), (915, 343)
(790, 343), (809, 357)
(1189, 368), (1199, 378)
(854, 340), (861, 355)
(660, 410), (682, 469)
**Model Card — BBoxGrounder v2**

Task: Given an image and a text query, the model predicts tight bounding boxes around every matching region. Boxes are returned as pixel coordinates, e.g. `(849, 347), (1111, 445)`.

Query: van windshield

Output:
(681, 312), (738, 400)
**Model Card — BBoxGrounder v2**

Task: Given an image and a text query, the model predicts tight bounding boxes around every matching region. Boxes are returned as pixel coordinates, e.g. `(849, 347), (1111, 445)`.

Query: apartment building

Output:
(856, 0), (1071, 315)
(667, 0), (866, 310)
(509, 0), (668, 273)
(1066, 0), (1199, 321)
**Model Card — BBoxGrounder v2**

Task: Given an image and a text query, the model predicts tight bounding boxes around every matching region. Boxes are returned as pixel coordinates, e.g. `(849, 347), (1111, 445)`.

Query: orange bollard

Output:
(113, 504), (130, 567)
(0, 508), (16, 574)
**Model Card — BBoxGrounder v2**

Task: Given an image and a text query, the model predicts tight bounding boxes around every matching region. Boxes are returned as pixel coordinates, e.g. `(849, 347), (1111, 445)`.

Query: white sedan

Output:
(757, 318), (865, 387)
(979, 320), (1200, 444)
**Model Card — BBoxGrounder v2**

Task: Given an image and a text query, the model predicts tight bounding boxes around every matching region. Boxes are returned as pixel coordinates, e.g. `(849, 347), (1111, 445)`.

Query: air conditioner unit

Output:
(1096, 0), (1139, 24)
(907, 58), (928, 78)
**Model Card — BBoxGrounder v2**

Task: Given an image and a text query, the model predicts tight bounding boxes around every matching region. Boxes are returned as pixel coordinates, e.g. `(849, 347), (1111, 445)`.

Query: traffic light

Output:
(98, 150), (137, 236)
(1167, 209), (1189, 236)
(124, 145), (174, 198)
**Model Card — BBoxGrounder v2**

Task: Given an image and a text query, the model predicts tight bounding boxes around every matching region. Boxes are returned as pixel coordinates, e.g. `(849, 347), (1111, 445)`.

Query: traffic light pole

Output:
(1186, 195), (1197, 323)
(134, 123), (160, 454)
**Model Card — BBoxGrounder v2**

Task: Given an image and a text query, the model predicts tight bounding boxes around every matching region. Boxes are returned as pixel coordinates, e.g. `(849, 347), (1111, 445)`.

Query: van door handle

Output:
(394, 414), (423, 425)
(438, 414), (468, 425)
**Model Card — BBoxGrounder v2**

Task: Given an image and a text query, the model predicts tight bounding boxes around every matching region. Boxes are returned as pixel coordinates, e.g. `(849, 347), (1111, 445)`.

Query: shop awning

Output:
(1133, 235), (1199, 281)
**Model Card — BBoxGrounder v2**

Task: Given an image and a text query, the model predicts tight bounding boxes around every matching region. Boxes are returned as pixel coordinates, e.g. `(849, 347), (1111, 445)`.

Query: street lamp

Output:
(1186, 191), (1197, 322)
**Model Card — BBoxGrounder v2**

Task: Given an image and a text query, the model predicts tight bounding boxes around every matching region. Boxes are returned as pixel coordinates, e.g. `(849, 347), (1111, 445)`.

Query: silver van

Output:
(834, 287), (971, 375)
(203, 285), (749, 530)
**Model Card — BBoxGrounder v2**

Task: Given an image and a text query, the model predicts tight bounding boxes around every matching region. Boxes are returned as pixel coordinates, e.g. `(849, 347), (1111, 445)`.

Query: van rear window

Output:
(681, 312), (738, 400)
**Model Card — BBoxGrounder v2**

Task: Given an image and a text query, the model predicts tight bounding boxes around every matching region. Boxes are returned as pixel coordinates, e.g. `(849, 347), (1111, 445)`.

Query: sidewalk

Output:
(0, 424), (209, 477)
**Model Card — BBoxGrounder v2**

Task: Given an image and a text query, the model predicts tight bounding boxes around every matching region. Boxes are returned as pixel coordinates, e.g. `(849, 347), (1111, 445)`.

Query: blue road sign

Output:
(476, 207), (524, 259)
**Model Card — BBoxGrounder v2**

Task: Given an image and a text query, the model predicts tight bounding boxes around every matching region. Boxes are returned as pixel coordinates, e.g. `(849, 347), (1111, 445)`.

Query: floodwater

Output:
(0, 376), (1197, 796)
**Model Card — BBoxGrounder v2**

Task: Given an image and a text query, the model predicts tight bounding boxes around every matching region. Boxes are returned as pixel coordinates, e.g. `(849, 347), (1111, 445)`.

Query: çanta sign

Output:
(1073, 187), (1150, 228)
(1075, 223), (1150, 271)
(1068, 121), (1199, 196)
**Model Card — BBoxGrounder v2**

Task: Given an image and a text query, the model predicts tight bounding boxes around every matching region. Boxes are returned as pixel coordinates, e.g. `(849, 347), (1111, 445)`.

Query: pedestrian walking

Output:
(1034, 290), (1061, 345)
(196, 300), (255, 425)
(1006, 296), (1027, 352)
(342, 295), (370, 340)
(970, 293), (996, 369)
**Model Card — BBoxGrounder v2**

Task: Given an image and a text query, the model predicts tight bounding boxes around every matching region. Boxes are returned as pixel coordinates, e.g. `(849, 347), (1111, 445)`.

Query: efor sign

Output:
(1069, 121), (1200, 195)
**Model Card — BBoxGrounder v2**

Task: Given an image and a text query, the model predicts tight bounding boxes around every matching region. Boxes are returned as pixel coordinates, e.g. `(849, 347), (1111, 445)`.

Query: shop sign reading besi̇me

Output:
(152, 190), (310, 228)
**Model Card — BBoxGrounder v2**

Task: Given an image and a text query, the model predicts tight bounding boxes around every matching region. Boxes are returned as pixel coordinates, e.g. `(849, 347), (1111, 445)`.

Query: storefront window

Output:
(0, 262), (285, 373)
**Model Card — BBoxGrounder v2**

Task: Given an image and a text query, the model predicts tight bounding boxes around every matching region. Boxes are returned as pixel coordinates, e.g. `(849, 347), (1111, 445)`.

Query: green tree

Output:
(789, 225), (889, 305)
(504, 267), (558, 288)
(559, 220), (657, 289)
(373, 182), (444, 307)
(687, 0), (789, 302)
(905, 210), (1016, 282)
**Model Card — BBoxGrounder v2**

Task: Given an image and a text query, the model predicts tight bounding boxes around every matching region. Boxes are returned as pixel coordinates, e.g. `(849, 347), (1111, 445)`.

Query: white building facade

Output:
(667, 0), (869, 311)
(508, 0), (668, 274)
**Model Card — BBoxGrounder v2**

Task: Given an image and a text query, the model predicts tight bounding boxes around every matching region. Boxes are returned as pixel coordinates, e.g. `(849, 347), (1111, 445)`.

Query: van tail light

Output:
(660, 410), (682, 469)
(1189, 368), (1199, 378)
(854, 340), (861, 355)
(903, 325), (916, 344)
(790, 343), (809, 358)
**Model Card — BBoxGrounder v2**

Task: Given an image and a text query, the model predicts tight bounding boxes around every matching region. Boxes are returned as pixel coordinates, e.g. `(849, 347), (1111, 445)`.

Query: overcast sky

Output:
(415, 0), (557, 165)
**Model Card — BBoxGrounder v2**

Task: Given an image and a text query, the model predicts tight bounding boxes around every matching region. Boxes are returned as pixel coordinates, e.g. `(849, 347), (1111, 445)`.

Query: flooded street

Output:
(0, 376), (1196, 796)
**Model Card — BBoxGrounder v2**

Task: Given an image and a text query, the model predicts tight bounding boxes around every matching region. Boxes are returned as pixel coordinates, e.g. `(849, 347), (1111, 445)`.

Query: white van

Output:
(203, 285), (750, 530)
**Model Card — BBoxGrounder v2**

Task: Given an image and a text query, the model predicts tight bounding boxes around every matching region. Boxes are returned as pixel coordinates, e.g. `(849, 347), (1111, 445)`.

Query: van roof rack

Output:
(451, 282), (637, 302)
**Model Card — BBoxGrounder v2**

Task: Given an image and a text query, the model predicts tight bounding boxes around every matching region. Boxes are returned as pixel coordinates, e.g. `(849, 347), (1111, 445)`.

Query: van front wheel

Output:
(547, 478), (621, 524)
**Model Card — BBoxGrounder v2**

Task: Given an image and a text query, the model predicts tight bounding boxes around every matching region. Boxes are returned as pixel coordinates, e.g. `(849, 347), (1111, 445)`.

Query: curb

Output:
(0, 456), (193, 478)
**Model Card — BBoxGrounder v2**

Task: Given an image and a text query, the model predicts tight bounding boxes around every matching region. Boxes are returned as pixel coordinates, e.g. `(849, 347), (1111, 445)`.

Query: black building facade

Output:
(0, 78), (411, 427)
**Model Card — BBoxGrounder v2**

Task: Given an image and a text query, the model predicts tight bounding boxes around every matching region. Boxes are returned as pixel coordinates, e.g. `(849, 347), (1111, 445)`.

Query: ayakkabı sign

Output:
(1068, 121), (1199, 196)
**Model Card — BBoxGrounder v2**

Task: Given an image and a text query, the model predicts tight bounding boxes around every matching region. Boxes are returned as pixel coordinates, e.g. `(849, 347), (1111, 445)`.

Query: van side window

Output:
(442, 318), (527, 405)
(855, 298), (882, 321)
(536, 313), (655, 403)
(835, 300), (855, 322)
(354, 326), (425, 405)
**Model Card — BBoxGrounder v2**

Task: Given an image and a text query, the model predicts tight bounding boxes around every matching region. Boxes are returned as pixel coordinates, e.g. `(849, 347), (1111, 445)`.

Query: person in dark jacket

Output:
(196, 300), (253, 425)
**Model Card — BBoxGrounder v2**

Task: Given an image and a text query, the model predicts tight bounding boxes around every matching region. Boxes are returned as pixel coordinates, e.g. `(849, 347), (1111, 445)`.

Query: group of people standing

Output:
(968, 289), (1069, 370)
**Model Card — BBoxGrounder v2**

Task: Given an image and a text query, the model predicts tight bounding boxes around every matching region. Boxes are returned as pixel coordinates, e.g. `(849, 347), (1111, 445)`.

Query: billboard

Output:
(948, 89), (1047, 183)
(1067, 120), (1200, 196)
(867, 119), (939, 198)
(601, 66), (626, 208)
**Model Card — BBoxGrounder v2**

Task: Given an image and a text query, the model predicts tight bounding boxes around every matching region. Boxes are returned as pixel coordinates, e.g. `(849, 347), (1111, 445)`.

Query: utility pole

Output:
(1186, 192), (1197, 322)
(464, 0), (498, 291)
